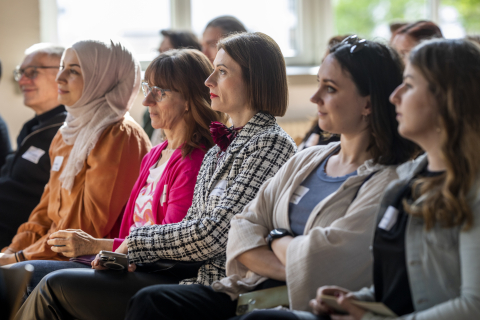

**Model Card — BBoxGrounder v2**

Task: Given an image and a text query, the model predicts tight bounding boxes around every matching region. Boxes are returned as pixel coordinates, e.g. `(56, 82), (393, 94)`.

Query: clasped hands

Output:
(309, 286), (367, 320)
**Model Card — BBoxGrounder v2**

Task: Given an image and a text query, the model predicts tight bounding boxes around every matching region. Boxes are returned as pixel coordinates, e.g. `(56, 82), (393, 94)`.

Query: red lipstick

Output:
(210, 93), (219, 99)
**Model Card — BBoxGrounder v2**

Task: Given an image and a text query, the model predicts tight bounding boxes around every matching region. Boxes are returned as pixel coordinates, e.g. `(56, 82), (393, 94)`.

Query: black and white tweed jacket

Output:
(127, 112), (296, 285)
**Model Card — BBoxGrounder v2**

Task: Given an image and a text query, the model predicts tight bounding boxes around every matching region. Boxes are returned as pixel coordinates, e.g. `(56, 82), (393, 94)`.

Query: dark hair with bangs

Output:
(217, 32), (288, 116)
(144, 49), (227, 157)
(329, 40), (419, 165)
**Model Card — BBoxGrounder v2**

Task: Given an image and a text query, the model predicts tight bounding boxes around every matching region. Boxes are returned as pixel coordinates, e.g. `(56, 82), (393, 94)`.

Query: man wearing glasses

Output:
(0, 44), (67, 248)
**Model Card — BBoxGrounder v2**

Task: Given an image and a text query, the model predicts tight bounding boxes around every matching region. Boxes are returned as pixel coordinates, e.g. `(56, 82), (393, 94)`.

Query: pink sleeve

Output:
(161, 169), (199, 224)
(113, 238), (125, 251)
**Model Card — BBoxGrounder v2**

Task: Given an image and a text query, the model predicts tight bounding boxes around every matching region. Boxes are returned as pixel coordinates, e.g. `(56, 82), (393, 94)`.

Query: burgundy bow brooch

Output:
(209, 121), (243, 152)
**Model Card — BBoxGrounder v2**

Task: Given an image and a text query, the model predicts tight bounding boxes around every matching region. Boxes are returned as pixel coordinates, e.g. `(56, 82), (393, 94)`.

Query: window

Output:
(439, 0), (480, 38)
(43, 0), (476, 70)
(56, 0), (170, 62)
(191, 0), (299, 57)
(332, 0), (428, 40)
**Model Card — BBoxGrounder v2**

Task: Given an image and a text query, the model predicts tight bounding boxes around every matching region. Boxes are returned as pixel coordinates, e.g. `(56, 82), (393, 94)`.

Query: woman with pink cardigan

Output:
(10, 48), (225, 294)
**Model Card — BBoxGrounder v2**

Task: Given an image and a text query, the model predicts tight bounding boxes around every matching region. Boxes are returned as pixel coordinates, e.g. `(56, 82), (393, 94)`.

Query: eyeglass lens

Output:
(142, 83), (163, 102)
(14, 67), (38, 81)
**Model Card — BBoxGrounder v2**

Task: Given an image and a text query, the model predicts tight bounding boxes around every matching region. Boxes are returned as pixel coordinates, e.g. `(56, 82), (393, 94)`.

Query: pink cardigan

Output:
(113, 141), (206, 250)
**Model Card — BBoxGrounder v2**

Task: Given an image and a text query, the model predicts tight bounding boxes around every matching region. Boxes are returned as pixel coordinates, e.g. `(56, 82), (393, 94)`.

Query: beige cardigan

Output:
(212, 142), (399, 311)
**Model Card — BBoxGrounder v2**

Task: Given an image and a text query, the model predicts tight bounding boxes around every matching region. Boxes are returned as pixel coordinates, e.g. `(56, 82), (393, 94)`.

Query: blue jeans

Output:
(8, 260), (90, 295)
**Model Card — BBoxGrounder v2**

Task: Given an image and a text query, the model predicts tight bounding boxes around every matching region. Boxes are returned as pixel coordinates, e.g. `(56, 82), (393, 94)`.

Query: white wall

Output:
(0, 0), (317, 149)
(0, 0), (40, 148)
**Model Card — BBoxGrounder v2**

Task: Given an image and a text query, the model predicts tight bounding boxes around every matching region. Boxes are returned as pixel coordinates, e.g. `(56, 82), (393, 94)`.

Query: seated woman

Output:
(390, 20), (443, 64)
(0, 40), (151, 266)
(118, 37), (419, 320)
(8, 48), (224, 293)
(16, 32), (297, 320)
(143, 29), (203, 144)
(307, 39), (480, 320)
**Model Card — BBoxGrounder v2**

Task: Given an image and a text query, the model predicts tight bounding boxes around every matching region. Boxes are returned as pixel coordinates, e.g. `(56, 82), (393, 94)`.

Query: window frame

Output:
(40, 0), (442, 71)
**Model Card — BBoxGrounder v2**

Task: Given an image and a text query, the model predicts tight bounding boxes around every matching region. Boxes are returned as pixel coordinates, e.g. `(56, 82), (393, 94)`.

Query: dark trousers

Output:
(125, 284), (237, 320)
(15, 268), (184, 320)
(125, 282), (332, 320)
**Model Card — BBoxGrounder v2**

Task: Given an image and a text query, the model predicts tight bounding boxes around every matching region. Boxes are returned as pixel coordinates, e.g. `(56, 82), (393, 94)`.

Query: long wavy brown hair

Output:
(145, 49), (227, 157)
(405, 39), (480, 230)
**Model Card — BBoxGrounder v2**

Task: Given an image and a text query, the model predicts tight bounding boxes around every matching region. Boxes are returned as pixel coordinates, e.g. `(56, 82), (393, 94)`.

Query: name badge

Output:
(52, 156), (64, 172)
(378, 206), (399, 231)
(290, 185), (310, 204)
(210, 180), (227, 197)
(21, 146), (45, 164)
(160, 184), (167, 206)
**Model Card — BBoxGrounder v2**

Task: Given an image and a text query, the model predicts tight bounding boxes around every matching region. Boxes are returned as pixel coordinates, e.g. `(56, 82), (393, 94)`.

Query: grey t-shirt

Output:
(288, 153), (357, 236)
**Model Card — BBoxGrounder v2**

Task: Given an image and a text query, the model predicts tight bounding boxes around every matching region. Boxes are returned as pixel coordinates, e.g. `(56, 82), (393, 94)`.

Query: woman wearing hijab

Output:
(8, 49), (225, 295)
(0, 40), (151, 266)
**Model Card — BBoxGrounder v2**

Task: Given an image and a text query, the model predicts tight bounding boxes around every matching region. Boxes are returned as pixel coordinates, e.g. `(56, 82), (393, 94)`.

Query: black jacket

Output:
(0, 115), (11, 169)
(0, 105), (66, 248)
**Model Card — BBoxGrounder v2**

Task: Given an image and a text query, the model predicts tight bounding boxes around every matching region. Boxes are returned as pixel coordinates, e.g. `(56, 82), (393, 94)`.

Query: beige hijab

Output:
(59, 40), (141, 192)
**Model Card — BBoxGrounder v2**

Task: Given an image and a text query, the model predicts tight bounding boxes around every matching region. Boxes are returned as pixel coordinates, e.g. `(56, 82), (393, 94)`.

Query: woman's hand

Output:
(91, 239), (136, 272)
(0, 253), (17, 266)
(310, 286), (352, 315)
(330, 293), (367, 320)
(47, 229), (101, 257)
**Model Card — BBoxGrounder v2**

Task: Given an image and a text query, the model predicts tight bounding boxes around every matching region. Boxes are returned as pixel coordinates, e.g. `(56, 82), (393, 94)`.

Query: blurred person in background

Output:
(389, 22), (408, 44)
(143, 30), (203, 144)
(0, 59), (12, 169)
(390, 20), (443, 64)
(0, 44), (67, 249)
(201, 15), (247, 63)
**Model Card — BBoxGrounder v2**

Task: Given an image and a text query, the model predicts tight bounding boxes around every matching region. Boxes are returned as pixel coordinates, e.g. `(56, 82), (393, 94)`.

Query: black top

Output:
(0, 105), (66, 248)
(373, 166), (444, 316)
(0, 114), (11, 169)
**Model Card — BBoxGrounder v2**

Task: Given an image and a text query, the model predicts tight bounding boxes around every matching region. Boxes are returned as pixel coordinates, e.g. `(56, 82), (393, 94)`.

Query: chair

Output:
(0, 264), (34, 320)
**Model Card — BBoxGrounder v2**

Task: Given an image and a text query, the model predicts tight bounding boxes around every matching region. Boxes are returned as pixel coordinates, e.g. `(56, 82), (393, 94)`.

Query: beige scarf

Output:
(59, 40), (141, 192)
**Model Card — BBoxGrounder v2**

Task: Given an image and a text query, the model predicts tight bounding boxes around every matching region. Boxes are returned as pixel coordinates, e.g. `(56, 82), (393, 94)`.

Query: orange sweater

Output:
(4, 117), (151, 261)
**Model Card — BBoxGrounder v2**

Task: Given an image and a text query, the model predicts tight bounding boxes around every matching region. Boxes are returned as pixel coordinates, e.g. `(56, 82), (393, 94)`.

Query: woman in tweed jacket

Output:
(17, 33), (296, 320)
(121, 38), (420, 320)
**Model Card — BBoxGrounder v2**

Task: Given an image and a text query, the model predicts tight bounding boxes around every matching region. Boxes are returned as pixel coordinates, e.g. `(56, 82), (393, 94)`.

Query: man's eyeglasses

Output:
(341, 35), (368, 54)
(141, 82), (171, 103)
(14, 66), (60, 81)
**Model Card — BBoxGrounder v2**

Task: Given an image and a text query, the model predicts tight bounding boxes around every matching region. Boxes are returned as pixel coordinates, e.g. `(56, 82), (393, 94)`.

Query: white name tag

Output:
(378, 206), (399, 231)
(210, 180), (227, 197)
(21, 146), (45, 164)
(290, 185), (310, 204)
(52, 156), (64, 172)
(160, 184), (167, 206)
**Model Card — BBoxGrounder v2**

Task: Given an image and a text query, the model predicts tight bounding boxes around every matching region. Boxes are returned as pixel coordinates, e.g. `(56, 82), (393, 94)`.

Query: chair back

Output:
(0, 264), (34, 320)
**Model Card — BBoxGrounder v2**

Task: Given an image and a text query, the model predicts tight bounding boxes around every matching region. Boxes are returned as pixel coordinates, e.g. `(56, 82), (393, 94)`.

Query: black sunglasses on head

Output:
(341, 35), (368, 54)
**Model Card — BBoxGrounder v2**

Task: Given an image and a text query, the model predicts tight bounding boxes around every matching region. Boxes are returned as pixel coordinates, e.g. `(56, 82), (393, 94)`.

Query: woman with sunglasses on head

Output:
(309, 38), (480, 320)
(16, 32), (296, 320)
(120, 36), (419, 320)
(0, 40), (151, 266)
(7, 48), (223, 294)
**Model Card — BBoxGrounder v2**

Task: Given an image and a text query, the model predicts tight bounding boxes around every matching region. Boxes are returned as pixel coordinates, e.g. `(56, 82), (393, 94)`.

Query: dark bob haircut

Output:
(217, 32), (288, 117)
(160, 30), (202, 51)
(329, 40), (419, 165)
(205, 15), (247, 36)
